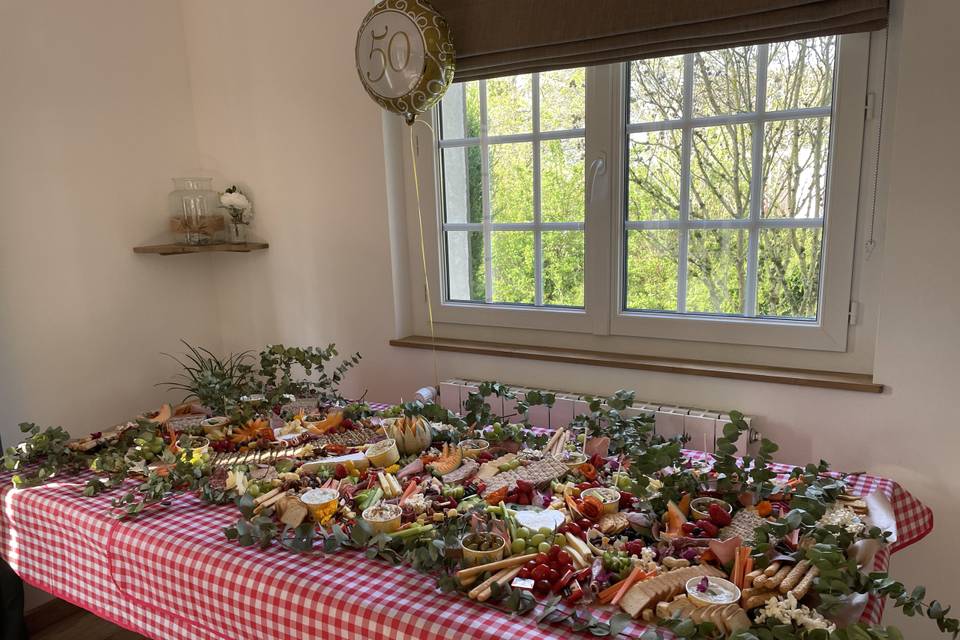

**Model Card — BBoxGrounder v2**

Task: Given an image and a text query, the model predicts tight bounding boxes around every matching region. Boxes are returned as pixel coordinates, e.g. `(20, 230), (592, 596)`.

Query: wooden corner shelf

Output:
(133, 242), (268, 256)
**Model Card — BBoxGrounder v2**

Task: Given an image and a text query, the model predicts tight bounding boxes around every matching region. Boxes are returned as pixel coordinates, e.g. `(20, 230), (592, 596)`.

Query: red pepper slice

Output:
(551, 569), (575, 594)
(562, 581), (584, 605)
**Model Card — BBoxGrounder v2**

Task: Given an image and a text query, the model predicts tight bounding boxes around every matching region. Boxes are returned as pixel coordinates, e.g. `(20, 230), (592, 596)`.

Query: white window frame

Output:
(408, 33), (873, 352)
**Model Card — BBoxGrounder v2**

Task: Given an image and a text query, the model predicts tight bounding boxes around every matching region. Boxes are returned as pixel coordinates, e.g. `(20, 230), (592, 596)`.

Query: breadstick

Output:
(753, 574), (769, 589)
(739, 588), (768, 601)
(763, 561), (782, 577)
(469, 566), (515, 600)
(764, 564), (792, 590)
(743, 593), (776, 610)
(779, 560), (811, 594)
(253, 487), (281, 505)
(744, 569), (763, 587)
(456, 553), (538, 581)
(477, 567), (523, 602)
(790, 566), (819, 600)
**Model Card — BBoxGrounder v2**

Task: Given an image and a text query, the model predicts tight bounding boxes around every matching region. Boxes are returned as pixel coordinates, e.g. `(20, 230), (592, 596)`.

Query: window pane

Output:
(686, 229), (747, 314)
(491, 231), (534, 304)
(627, 130), (682, 221)
(445, 230), (485, 302)
(629, 56), (684, 122)
(693, 46), (757, 117)
(543, 231), (584, 307)
(758, 227), (822, 319)
(486, 75), (532, 136)
(762, 117), (830, 219)
(625, 229), (679, 311)
(440, 80), (480, 139)
(489, 142), (533, 223)
(441, 147), (482, 224)
(540, 68), (585, 131)
(690, 124), (752, 220)
(541, 138), (585, 222)
(766, 37), (836, 112)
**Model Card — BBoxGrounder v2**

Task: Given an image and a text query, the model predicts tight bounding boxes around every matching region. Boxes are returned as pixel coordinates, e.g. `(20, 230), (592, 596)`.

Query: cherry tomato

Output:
(547, 569), (560, 583)
(548, 545), (560, 559)
(535, 553), (549, 565)
(525, 560), (538, 570)
(566, 523), (583, 537)
(531, 565), (551, 582)
(556, 551), (571, 566)
(518, 567), (531, 580)
(578, 519), (593, 532)
(534, 579), (551, 595)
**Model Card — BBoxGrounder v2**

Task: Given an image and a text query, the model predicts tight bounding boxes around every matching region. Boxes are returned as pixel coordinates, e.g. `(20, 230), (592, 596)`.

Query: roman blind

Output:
(431, 0), (888, 81)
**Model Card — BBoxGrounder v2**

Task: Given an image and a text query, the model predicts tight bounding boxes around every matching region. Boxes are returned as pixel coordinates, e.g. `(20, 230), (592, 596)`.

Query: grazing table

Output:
(0, 411), (933, 640)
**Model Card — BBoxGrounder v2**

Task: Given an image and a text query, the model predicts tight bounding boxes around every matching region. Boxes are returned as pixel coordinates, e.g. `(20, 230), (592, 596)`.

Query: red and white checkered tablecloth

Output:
(0, 417), (933, 639)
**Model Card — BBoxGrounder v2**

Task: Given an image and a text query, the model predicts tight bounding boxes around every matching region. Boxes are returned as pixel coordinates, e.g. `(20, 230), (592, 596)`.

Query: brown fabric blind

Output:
(431, 0), (888, 81)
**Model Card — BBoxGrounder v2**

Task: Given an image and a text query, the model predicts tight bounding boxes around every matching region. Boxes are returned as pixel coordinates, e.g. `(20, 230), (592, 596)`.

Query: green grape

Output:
(554, 536), (566, 547)
(537, 542), (551, 554)
(511, 539), (526, 554)
(537, 527), (553, 537)
(531, 533), (546, 546)
(517, 527), (532, 539)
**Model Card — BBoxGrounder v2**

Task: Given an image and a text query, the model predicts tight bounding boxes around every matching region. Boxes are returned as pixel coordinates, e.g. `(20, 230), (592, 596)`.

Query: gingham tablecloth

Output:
(0, 422), (933, 639)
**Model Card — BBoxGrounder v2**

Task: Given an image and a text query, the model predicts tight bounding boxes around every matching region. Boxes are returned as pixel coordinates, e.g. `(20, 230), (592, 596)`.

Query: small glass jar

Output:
(168, 177), (222, 244)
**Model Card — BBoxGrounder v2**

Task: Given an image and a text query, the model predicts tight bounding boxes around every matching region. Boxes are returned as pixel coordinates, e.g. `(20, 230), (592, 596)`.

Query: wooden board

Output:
(133, 242), (268, 255)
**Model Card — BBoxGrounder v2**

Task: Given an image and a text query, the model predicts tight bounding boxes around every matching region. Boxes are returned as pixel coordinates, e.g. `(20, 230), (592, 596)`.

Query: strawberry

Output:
(708, 503), (732, 527)
(333, 464), (348, 480)
(695, 519), (719, 537)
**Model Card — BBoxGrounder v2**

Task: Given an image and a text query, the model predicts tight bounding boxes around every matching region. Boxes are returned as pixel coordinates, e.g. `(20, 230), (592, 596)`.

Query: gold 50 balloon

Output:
(355, 0), (456, 125)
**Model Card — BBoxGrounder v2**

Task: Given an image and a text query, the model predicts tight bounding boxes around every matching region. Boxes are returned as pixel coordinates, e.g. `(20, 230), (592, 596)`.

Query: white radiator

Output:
(436, 379), (754, 455)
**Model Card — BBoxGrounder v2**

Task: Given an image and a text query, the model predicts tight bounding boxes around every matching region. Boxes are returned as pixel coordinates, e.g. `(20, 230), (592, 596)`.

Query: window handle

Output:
(586, 153), (607, 205)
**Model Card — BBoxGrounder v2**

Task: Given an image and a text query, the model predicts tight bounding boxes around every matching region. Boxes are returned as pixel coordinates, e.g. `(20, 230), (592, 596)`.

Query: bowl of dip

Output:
(364, 438), (400, 468)
(362, 503), (403, 534)
(686, 576), (741, 607)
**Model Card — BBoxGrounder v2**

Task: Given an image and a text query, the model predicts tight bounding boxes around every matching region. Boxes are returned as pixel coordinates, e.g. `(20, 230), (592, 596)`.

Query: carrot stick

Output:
(732, 547), (742, 587)
(611, 567), (647, 606)
(398, 478), (419, 505)
(742, 555), (754, 587)
(598, 578), (628, 604)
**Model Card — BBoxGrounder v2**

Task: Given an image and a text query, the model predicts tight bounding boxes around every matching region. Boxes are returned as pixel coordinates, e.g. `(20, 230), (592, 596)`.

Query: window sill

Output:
(389, 335), (884, 393)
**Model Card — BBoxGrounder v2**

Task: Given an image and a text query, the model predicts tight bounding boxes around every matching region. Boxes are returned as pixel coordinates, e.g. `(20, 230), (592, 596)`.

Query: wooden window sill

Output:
(389, 335), (883, 393)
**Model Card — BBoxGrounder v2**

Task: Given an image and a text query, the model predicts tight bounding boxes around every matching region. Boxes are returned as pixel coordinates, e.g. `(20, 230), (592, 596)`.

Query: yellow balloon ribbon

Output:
(409, 119), (441, 394)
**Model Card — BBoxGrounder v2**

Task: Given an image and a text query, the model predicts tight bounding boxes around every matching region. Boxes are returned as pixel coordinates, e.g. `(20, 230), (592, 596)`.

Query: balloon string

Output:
(409, 120), (441, 395)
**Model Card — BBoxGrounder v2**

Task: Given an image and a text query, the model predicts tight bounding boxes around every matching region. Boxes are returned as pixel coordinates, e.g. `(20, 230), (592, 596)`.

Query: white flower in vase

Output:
(219, 185), (254, 243)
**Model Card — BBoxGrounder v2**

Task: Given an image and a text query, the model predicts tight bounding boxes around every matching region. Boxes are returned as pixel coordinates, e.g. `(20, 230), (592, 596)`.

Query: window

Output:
(419, 34), (873, 353)
(438, 69), (587, 307)
(624, 39), (835, 320)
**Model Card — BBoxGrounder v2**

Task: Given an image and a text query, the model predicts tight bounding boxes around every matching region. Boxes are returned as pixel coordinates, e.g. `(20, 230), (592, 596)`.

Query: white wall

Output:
(0, 0), (223, 608)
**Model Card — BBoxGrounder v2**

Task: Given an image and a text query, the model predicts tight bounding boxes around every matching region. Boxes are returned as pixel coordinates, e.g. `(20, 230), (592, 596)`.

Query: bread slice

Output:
(723, 605), (752, 634)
